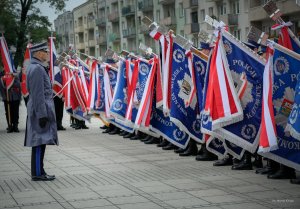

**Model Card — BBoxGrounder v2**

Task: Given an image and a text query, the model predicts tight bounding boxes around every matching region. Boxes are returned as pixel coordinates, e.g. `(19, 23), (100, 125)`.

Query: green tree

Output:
(12, 0), (67, 66)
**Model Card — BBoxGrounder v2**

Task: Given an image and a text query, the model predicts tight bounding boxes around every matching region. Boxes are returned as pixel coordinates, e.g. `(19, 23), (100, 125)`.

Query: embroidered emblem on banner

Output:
(223, 40), (232, 54)
(274, 56), (289, 75)
(123, 88), (128, 103)
(195, 60), (206, 76)
(173, 129), (187, 141)
(140, 63), (149, 76)
(173, 49), (185, 63)
(274, 87), (295, 136)
(289, 104), (298, 125)
(192, 120), (201, 134)
(211, 138), (223, 148)
(113, 99), (123, 111)
(241, 124), (257, 140)
(109, 71), (117, 85)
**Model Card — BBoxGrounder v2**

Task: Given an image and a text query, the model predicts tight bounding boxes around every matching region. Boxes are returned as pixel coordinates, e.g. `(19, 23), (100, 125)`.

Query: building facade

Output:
(54, 11), (74, 53)
(54, 0), (300, 56)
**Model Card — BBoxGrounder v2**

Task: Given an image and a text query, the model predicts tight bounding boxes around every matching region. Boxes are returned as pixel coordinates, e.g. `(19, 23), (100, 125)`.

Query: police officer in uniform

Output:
(24, 42), (58, 181)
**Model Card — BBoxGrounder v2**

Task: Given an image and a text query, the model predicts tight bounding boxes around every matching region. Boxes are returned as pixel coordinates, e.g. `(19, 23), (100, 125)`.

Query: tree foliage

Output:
(1, 0), (67, 66)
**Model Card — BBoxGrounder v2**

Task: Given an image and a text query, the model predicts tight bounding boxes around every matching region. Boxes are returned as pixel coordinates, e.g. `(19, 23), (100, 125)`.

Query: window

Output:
(179, 3), (184, 17)
(232, 0), (240, 14)
(233, 29), (241, 40)
(191, 12), (198, 23)
(200, 9), (205, 21)
(208, 7), (213, 16)
(219, 3), (227, 15)
(156, 10), (160, 22)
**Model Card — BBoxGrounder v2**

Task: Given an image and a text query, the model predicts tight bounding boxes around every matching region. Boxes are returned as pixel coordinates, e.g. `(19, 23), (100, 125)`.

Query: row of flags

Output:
(1, 2), (300, 171)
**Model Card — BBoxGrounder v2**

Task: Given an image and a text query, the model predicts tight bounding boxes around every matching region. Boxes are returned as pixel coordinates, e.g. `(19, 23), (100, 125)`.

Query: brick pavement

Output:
(0, 103), (299, 209)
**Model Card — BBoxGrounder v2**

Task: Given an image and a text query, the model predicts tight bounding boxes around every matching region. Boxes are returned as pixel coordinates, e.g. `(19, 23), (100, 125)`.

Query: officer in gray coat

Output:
(24, 42), (58, 181)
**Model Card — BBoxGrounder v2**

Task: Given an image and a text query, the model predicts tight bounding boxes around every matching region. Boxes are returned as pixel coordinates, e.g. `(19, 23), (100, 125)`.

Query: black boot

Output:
(268, 165), (296, 179)
(123, 132), (135, 138)
(7, 125), (14, 133)
(119, 130), (127, 136)
(231, 152), (252, 170)
(174, 147), (186, 154)
(162, 142), (176, 150)
(252, 154), (263, 168)
(130, 131), (145, 140)
(195, 146), (217, 161)
(144, 136), (160, 144)
(256, 159), (279, 175)
(141, 135), (152, 142)
(213, 154), (233, 166)
(157, 139), (169, 147)
(179, 141), (198, 156)
(290, 178), (300, 184)
(13, 124), (20, 133)
(102, 125), (113, 133)
(100, 125), (108, 130)
(109, 126), (120, 135)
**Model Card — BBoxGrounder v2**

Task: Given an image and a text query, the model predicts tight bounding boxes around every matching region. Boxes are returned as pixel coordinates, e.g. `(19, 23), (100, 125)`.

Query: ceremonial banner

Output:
(212, 32), (265, 153)
(151, 107), (190, 149)
(0, 36), (16, 89)
(201, 33), (243, 134)
(21, 44), (31, 98)
(169, 42), (203, 142)
(260, 43), (300, 170)
(103, 65), (118, 118)
(206, 136), (227, 158)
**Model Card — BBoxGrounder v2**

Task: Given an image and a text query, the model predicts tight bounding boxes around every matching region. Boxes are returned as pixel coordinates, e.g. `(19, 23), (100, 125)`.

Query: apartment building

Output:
(55, 0), (300, 57)
(54, 11), (74, 53)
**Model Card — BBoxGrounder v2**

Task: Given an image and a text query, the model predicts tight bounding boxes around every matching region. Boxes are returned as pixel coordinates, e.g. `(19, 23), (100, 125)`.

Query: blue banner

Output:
(110, 60), (130, 120)
(169, 42), (202, 142)
(212, 33), (265, 153)
(262, 45), (300, 170)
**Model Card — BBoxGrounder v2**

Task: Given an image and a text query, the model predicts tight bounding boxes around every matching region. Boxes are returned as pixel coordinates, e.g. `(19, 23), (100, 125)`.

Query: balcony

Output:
(122, 28), (136, 38)
(160, 16), (176, 26)
(75, 25), (84, 33)
(97, 36), (107, 45)
(138, 0), (154, 12)
(219, 14), (238, 26)
(88, 40), (96, 46)
(98, 0), (106, 9)
(122, 5), (135, 17)
(108, 12), (119, 22)
(159, 0), (175, 5)
(109, 33), (120, 42)
(76, 43), (85, 50)
(87, 20), (95, 29)
(183, 0), (199, 9)
(184, 23), (200, 34)
(139, 25), (150, 34)
(96, 18), (106, 27)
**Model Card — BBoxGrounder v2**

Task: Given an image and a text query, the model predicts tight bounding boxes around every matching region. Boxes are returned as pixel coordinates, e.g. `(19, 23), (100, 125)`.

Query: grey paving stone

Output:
(187, 189), (228, 197)
(201, 194), (245, 204)
(164, 197), (210, 207)
(0, 198), (17, 208)
(170, 182), (210, 190)
(12, 190), (49, 199)
(69, 199), (112, 208)
(247, 190), (291, 200)
(108, 195), (149, 205)
(220, 202), (271, 209)
(95, 189), (138, 198)
(229, 185), (272, 193)
(267, 197), (300, 208)
(151, 191), (195, 201)
(138, 185), (178, 193)
(15, 196), (56, 205)
(60, 191), (101, 201)
(117, 202), (164, 209)
(21, 202), (65, 209)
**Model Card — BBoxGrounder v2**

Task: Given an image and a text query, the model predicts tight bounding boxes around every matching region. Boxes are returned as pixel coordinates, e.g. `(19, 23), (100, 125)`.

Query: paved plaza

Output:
(0, 103), (300, 209)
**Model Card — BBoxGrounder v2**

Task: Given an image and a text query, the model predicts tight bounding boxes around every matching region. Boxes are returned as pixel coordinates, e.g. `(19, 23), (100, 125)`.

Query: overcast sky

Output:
(38, 0), (86, 28)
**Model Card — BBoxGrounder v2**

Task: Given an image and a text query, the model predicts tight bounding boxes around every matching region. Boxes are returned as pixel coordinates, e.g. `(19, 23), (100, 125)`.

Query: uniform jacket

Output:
(24, 57), (58, 147)
(0, 74), (21, 101)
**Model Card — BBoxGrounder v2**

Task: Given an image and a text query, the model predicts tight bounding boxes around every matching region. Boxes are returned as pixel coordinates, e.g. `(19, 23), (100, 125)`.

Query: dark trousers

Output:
(4, 100), (20, 128)
(54, 96), (64, 126)
(31, 145), (46, 176)
(24, 96), (29, 107)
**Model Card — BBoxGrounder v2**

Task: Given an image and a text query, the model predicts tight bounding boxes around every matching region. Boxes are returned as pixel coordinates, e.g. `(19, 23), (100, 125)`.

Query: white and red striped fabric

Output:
(259, 47), (278, 152)
(21, 43), (31, 98)
(0, 36), (15, 89)
(203, 33), (242, 131)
